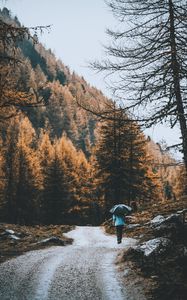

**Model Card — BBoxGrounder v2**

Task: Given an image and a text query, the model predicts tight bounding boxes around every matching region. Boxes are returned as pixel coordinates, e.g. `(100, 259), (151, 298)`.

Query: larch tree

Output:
(4, 116), (42, 224)
(0, 135), (6, 217)
(146, 139), (180, 200)
(75, 150), (91, 203)
(42, 135), (78, 224)
(0, 8), (49, 121)
(57, 135), (80, 207)
(14, 117), (43, 224)
(93, 0), (187, 173)
(38, 131), (66, 224)
(69, 149), (95, 224)
(37, 130), (54, 221)
(3, 116), (20, 222)
(42, 147), (67, 224)
(38, 129), (54, 174)
(171, 163), (187, 200)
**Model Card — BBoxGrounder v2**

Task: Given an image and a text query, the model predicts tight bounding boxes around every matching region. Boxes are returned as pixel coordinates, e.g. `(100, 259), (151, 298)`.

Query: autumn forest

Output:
(0, 7), (185, 226)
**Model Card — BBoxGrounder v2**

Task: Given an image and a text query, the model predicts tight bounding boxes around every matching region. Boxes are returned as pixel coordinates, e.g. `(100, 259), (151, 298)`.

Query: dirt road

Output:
(0, 226), (142, 300)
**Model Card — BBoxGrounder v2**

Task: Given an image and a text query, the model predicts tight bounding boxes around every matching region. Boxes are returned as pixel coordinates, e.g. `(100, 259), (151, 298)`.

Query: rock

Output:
(0, 229), (20, 241)
(164, 213), (183, 224)
(133, 237), (172, 257)
(149, 213), (183, 230)
(183, 247), (187, 257)
(153, 213), (184, 239)
(37, 236), (65, 246)
(16, 232), (27, 238)
(127, 224), (141, 229)
(150, 215), (166, 226)
(123, 268), (131, 276)
(177, 208), (187, 214)
(122, 210), (187, 298)
(151, 275), (159, 279)
(124, 237), (173, 273)
(139, 234), (144, 239)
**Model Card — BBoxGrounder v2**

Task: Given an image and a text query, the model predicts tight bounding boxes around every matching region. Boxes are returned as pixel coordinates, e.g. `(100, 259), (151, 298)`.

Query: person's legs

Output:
(116, 225), (123, 243)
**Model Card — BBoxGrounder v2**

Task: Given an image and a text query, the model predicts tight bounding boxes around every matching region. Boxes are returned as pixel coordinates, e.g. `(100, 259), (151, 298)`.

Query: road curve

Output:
(0, 226), (138, 300)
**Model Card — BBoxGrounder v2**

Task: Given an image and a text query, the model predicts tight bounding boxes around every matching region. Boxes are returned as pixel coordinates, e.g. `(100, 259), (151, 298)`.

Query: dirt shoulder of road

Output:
(104, 199), (187, 300)
(0, 223), (74, 264)
(105, 198), (187, 238)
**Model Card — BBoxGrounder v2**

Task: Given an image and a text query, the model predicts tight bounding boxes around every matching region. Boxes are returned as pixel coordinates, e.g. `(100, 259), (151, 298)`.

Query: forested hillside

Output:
(0, 8), (184, 226)
(0, 8), (108, 155)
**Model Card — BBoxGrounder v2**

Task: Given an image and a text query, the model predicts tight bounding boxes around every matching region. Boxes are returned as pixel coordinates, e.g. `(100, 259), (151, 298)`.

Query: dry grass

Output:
(0, 223), (74, 263)
(104, 198), (187, 300)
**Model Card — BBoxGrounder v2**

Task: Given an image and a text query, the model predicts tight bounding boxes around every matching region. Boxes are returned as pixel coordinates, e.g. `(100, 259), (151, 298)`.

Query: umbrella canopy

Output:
(110, 204), (132, 215)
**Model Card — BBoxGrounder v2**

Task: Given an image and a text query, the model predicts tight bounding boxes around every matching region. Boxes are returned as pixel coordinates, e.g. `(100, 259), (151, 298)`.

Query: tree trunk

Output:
(169, 0), (187, 175)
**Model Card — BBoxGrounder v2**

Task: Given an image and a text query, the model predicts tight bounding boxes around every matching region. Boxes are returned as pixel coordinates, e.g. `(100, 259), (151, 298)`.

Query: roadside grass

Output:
(0, 224), (74, 263)
(104, 198), (187, 240)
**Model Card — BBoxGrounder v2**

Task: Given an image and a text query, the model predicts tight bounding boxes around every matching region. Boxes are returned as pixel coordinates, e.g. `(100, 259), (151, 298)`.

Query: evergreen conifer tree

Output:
(94, 107), (160, 216)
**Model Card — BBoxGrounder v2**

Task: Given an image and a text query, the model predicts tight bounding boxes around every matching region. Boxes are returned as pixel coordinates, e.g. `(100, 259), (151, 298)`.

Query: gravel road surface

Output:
(0, 226), (139, 300)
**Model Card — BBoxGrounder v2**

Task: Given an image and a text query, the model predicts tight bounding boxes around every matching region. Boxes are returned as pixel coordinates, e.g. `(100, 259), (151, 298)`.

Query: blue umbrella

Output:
(110, 204), (132, 215)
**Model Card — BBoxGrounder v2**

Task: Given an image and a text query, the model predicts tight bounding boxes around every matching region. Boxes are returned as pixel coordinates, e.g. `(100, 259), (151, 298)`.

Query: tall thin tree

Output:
(93, 0), (187, 171)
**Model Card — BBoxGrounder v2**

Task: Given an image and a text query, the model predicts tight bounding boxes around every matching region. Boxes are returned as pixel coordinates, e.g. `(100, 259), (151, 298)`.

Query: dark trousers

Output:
(116, 225), (124, 243)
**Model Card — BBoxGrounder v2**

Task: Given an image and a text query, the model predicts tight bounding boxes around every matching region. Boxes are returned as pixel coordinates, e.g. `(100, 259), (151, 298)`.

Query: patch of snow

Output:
(9, 234), (20, 240)
(5, 229), (15, 235)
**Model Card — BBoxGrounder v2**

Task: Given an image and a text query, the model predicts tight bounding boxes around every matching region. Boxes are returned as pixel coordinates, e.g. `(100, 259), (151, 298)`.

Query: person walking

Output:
(113, 214), (125, 244)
